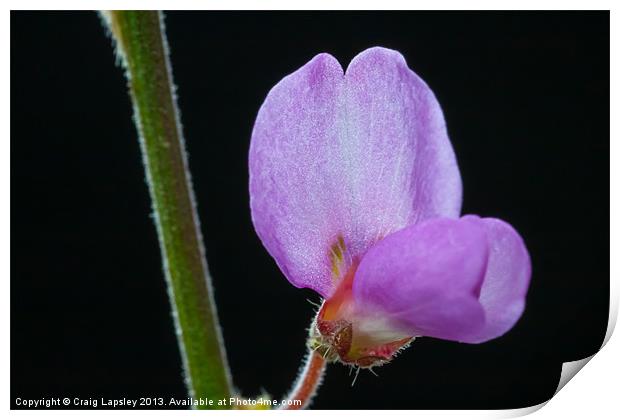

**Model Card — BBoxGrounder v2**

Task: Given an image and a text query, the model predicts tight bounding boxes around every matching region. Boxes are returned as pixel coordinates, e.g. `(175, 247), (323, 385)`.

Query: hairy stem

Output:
(279, 350), (327, 410)
(100, 11), (232, 406)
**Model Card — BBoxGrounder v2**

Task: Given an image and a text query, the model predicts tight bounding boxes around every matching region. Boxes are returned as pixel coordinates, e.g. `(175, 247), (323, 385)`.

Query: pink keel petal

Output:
(249, 47), (462, 298)
(461, 216), (532, 343)
(353, 218), (488, 342)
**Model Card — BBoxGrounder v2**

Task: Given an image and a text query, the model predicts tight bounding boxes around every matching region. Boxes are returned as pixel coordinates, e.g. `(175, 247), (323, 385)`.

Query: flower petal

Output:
(461, 216), (532, 343)
(249, 47), (461, 297)
(249, 53), (345, 297)
(352, 217), (487, 342)
(344, 47), (462, 223)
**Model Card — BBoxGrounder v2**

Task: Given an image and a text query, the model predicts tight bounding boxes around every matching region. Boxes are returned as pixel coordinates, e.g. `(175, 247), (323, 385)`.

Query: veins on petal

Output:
(329, 235), (350, 284)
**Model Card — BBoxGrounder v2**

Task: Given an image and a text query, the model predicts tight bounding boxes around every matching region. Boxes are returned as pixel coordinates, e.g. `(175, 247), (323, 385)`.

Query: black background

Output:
(11, 11), (609, 409)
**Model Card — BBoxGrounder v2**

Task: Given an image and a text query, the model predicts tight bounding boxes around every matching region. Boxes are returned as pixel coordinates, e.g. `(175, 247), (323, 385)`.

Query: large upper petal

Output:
(249, 47), (462, 297)
(352, 217), (488, 342)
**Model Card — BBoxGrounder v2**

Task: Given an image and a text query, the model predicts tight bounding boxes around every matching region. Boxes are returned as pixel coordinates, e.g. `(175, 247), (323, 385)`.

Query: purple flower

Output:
(249, 47), (531, 368)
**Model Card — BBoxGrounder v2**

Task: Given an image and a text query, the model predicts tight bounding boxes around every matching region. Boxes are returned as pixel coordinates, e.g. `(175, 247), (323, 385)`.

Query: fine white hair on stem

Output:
(279, 350), (327, 410)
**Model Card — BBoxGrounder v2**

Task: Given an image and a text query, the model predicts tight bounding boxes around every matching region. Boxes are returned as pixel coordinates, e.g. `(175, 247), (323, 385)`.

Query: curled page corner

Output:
(503, 353), (602, 417)
(503, 292), (617, 418)
(553, 291), (617, 396)
(554, 355), (595, 395)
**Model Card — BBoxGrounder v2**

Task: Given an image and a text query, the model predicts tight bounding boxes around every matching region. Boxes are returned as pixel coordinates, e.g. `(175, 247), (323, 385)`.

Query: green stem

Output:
(100, 11), (232, 407)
